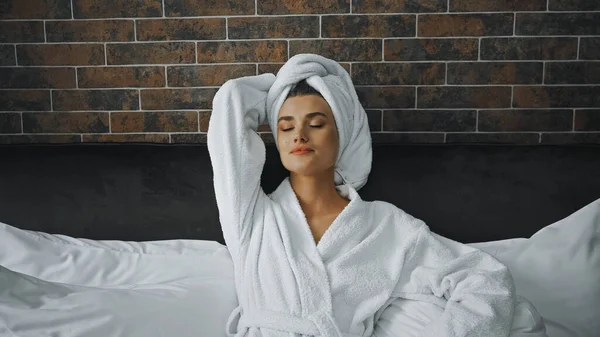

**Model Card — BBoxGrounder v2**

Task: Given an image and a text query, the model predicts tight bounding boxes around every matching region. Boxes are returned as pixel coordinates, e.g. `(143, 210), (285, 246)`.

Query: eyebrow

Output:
(277, 112), (328, 123)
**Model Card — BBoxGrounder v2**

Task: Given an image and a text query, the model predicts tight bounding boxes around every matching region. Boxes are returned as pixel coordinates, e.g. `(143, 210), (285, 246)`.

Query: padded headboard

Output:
(1, 143), (599, 244)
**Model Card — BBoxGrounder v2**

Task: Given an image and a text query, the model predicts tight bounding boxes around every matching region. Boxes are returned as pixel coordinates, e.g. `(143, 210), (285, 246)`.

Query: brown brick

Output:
(170, 133), (207, 144)
(0, 135), (81, 144)
(541, 133), (600, 144)
(450, 0), (546, 11)
(259, 133), (275, 144)
(0, 90), (51, 111)
(514, 86), (600, 108)
(0, 68), (76, 88)
(580, 38), (600, 60)
(446, 133), (540, 144)
(197, 41), (287, 63)
(371, 132), (445, 144)
(385, 38), (478, 61)
(0, 113), (21, 133)
(548, 0), (600, 11)
(111, 111), (197, 132)
(136, 18), (225, 41)
(447, 62), (543, 85)
(199, 111), (211, 132)
(575, 110), (600, 131)
(229, 16), (318, 39)
(545, 62), (600, 85)
(383, 109), (476, 131)
(258, 0), (349, 14)
(168, 65), (255, 87)
(73, 0), (161, 18)
(0, 0), (71, 19)
(257, 62), (351, 75)
(481, 37), (578, 60)
(418, 87), (511, 108)
(516, 13), (600, 35)
(479, 109), (573, 132)
(46, 20), (134, 42)
(83, 134), (170, 143)
(78, 66), (165, 88)
(165, 0), (254, 16)
(352, 63), (444, 85)
(290, 39), (381, 62)
(0, 45), (15, 66)
(17, 44), (105, 66)
(53, 89), (139, 111)
(107, 42), (195, 65)
(322, 15), (415, 38)
(353, 0), (446, 13)
(141, 88), (217, 110)
(22, 112), (109, 133)
(356, 87), (415, 109)
(366, 110), (382, 132)
(0, 21), (44, 43)
(418, 14), (513, 37)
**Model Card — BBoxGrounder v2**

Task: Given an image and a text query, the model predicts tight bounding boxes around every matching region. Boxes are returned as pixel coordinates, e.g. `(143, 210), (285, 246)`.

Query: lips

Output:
(290, 146), (314, 155)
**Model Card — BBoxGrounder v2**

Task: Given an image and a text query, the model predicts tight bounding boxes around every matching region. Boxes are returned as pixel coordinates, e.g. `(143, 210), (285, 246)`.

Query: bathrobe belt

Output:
(226, 305), (362, 337)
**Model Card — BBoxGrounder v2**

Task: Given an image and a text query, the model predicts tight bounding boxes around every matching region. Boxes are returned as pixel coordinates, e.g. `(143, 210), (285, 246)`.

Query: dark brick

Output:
(548, 0), (600, 11)
(366, 110), (382, 131)
(0, 45), (15, 66)
(322, 15), (415, 38)
(450, 0), (546, 11)
(46, 20), (134, 42)
(258, 0), (349, 14)
(479, 109), (573, 132)
(53, 89), (139, 111)
(141, 88), (217, 110)
(198, 41), (287, 63)
(259, 133), (275, 144)
(229, 17), (318, 39)
(352, 63), (444, 85)
(545, 62), (600, 85)
(257, 62), (351, 75)
(0, 90), (51, 111)
(541, 133), (600, 144)
(371, 132), (445, 144)
(0, 68), (76, 88)
(446, 133), (540, 144)
(356, 87), (415, 109)
(136, 18), (225, 41)
(22, 112), (109, 133)
(170, 133), (207, 144)
(290, 39), (381, 61)
(168, 65), (255, 87)
(73, 0), (161, 18)
(0, 21), (44, 43)
(0, 0), (71, 19)
(418, 14), (513, 37)
(514, 86), (600, 108)
(0, 135), (81, 144)
(385, 38), (478, 61)
(447, 62), (543, 85)
(83, 134), (169, 143)
(111, 111), (197, 132)
(353, 0), (446, 13)
(199, 111), (210, 132)
(516, 13), (600, 36)
(575, 110), (600, 131)
(418, 87), (511, 108)
(580, 38), (600, 60)
(383, 109), (476, 131)
(78, 66), (165, 88)
(17, 44), (105, 66)
(0, 113), (21, 133)
(107, 42), (195, 65)
(165, 0), (254, 16)
(481, 37), (578, 60)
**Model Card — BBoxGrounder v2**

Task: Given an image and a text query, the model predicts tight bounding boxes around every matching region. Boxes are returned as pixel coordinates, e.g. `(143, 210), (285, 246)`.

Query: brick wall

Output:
(0, 0), (599, 145)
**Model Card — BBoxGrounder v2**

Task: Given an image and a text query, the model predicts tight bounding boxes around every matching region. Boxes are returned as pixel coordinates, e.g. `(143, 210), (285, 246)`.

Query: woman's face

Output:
(276, 94), (339, 177)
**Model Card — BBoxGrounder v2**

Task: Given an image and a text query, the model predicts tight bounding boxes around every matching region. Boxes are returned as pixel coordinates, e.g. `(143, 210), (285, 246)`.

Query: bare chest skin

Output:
(305, 198), (349, 245)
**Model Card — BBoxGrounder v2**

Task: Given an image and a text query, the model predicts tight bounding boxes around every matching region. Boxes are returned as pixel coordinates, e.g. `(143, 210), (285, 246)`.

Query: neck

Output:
(289, 168), (348, 216)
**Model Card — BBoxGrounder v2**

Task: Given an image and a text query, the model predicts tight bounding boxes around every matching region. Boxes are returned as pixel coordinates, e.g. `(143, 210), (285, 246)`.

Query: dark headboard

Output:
(1, 143), (599, 244)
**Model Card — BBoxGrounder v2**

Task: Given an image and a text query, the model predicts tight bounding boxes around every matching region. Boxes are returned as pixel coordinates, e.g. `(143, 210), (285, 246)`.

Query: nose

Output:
(293, 126), (308, 143)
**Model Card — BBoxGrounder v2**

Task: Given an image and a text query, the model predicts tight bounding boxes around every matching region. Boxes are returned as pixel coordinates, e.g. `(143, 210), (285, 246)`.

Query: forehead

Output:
(278, 95), (333, 118)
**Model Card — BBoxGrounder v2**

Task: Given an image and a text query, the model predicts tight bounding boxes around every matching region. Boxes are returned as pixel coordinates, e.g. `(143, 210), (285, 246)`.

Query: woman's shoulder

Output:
(365, 199), (427, 233)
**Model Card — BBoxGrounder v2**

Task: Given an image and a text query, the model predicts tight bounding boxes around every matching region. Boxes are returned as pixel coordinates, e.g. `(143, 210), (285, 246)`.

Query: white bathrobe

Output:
(207, 75), (516, 337)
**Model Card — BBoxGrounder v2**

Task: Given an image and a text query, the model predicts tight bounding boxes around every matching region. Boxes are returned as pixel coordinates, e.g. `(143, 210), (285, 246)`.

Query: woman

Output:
(207, 54), (516, 337)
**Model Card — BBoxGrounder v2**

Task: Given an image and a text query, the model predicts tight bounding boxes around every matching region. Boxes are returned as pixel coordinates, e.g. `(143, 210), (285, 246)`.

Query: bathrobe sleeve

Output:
(388, 223), (516, 337)
(207, 74), (276, 259)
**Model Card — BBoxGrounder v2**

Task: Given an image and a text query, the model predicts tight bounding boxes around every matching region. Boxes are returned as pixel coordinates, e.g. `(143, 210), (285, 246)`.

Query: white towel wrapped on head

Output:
(266, 53), (372, 190)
